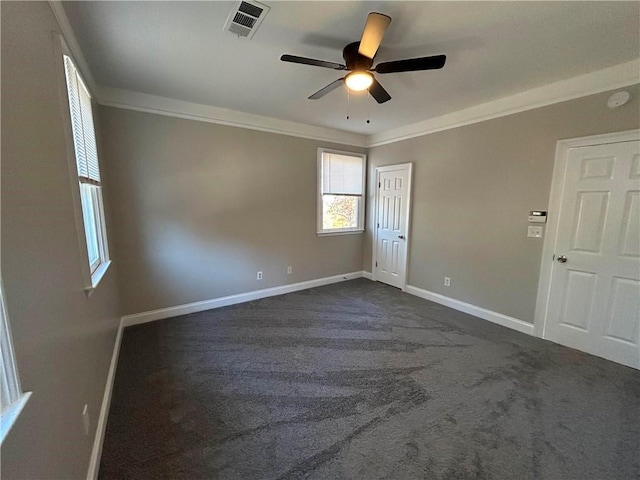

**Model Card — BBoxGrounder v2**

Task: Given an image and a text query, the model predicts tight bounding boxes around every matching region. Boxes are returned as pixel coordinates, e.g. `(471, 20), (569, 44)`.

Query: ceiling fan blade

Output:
(368, 78), (391, 104)
(374, 54), (446, 74)
(358, 12), (391, 59)
(280, 54), (346, 70)
(309, 78), (345, 100)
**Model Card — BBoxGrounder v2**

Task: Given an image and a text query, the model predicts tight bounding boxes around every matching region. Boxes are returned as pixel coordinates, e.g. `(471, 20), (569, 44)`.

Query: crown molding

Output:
(98, 60), (638, 149)
(367, 59), (640, 148)
(48, 1), (98, 94)
(46, 0), (638, 150)
(96, 87), (368, 147)
(47, 0), (365, 147)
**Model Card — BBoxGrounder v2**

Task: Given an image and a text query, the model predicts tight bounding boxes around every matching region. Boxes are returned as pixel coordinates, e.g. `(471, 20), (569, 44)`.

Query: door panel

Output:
(630, 154), (640, 178)
(604, 277), (640, 344)
(618, 191), (639, 257)
(570, 191), (608, 252)
(545, 140), (640, 368)
(580, 155), (615, 179)
(559, 270), (596, 331)
(374, 164), (411, 289)
(379, 239), (389, 274)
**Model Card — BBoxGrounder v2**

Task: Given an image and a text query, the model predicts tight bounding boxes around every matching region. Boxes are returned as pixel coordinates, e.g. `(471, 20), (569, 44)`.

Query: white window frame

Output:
(317, 148), (366, 236)
(55, 36), (111, 294)
(0, 277), (31, 445)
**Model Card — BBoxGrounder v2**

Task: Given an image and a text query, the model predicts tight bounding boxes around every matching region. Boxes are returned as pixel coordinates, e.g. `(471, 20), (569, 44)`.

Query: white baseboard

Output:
(362, 271), (372, 280)
(405, 285), (535, 336)
(122, 271), (366, 327)
(86, 319), (124, 480)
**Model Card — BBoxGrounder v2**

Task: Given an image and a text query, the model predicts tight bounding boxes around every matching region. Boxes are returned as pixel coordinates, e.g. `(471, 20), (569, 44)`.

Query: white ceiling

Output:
(62, 1), (639, 136)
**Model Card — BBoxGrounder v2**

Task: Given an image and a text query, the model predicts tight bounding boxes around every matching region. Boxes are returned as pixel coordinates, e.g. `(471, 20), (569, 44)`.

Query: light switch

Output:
(528, 226), (543, 238)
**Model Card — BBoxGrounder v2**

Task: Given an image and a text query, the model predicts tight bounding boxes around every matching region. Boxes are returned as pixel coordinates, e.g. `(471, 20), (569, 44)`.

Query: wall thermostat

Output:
(528, 211), (547, 223)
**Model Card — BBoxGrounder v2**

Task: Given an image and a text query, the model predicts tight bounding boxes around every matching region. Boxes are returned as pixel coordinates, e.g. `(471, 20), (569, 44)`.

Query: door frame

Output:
(533, 129), (640, 339)
(372, 162), (413, 291)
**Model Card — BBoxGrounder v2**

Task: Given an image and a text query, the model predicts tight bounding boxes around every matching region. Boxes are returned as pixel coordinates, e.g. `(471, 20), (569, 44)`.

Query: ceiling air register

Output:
(224, 1), (270, 39)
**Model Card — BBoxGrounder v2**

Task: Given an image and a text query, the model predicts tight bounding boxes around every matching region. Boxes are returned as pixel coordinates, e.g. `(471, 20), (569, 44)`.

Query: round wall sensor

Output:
(607, 91), (630, 109)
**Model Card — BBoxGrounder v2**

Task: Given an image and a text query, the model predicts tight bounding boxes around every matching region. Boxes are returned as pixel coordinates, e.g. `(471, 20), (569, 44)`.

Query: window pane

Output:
(322, 195), (360, 230)
(79, 183), (99, 270)
(0, 278), (21, 411)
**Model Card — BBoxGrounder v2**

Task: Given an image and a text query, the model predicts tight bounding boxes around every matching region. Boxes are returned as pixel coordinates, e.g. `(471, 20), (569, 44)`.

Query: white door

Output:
(544, 138), (640, 368)
(374, 163), (412, 289)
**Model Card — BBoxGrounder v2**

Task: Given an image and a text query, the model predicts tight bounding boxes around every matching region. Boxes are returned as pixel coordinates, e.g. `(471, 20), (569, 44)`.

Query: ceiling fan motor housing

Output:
(343, 42), (373, 71)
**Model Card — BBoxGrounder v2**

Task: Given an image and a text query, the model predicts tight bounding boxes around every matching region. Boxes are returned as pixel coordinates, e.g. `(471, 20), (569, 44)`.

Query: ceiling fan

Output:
(280, 12), (446, 104)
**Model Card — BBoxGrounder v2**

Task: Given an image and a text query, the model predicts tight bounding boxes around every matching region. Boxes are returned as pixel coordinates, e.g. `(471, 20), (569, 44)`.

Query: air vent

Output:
(224, 1), (270, 39)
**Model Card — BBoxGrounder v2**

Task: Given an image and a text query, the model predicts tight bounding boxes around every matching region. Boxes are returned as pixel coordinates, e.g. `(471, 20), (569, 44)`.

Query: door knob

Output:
(557, 255), (567, 263)
(398, 235), (405, 239)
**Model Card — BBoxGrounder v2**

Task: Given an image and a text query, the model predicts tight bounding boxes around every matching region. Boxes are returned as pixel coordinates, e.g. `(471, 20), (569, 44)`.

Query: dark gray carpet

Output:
(99, 279), (640, 480)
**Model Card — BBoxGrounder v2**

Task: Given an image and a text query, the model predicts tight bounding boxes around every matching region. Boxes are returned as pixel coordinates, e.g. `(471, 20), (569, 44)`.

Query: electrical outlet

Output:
(527, 226), (543, 238)
(444, 277), (451, 287)
(287, 266), (292, 275)
(82, 404), (90, 436)
(257, 271), (263, 280)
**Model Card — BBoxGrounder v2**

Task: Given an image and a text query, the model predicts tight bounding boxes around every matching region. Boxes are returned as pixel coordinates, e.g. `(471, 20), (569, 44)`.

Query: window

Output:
(63, 55), (110, 287)
(317, 149), (366, 235)
(0, 277), (31, 444)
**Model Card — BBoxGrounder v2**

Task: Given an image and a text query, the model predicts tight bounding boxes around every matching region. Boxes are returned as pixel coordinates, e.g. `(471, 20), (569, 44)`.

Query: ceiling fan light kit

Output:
(345, 72), (374, 91)
(280, 12), (446, 105)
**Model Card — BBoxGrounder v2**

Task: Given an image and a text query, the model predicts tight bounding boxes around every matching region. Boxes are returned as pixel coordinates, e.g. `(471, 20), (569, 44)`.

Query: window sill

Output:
(85, 260), (112, 297)
(317, 230), (364, 237)
(0, 392), (31, 445)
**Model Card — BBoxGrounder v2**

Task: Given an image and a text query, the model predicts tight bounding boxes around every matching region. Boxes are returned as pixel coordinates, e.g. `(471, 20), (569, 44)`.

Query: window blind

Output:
(322, 153), (363, 195)
(63, 56), (101, 183)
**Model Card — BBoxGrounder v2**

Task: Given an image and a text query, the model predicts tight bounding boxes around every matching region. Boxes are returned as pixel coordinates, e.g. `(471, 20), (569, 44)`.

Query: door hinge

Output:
(378, 182), (381, 188)
(377, 222), (380, 228)
(552, 254), (556, 261)
(376, 261), (378, 267)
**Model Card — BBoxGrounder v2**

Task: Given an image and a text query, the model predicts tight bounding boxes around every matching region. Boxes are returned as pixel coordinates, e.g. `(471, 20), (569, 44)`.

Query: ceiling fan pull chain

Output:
(366, 91), (371, 124)
(346, 88), (350, 120)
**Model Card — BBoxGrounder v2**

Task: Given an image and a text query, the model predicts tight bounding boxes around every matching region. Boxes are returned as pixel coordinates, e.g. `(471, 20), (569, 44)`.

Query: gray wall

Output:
(99, 107), (365, 315)
(1, 2), (121, 479)
(364, 86), (640, 323)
